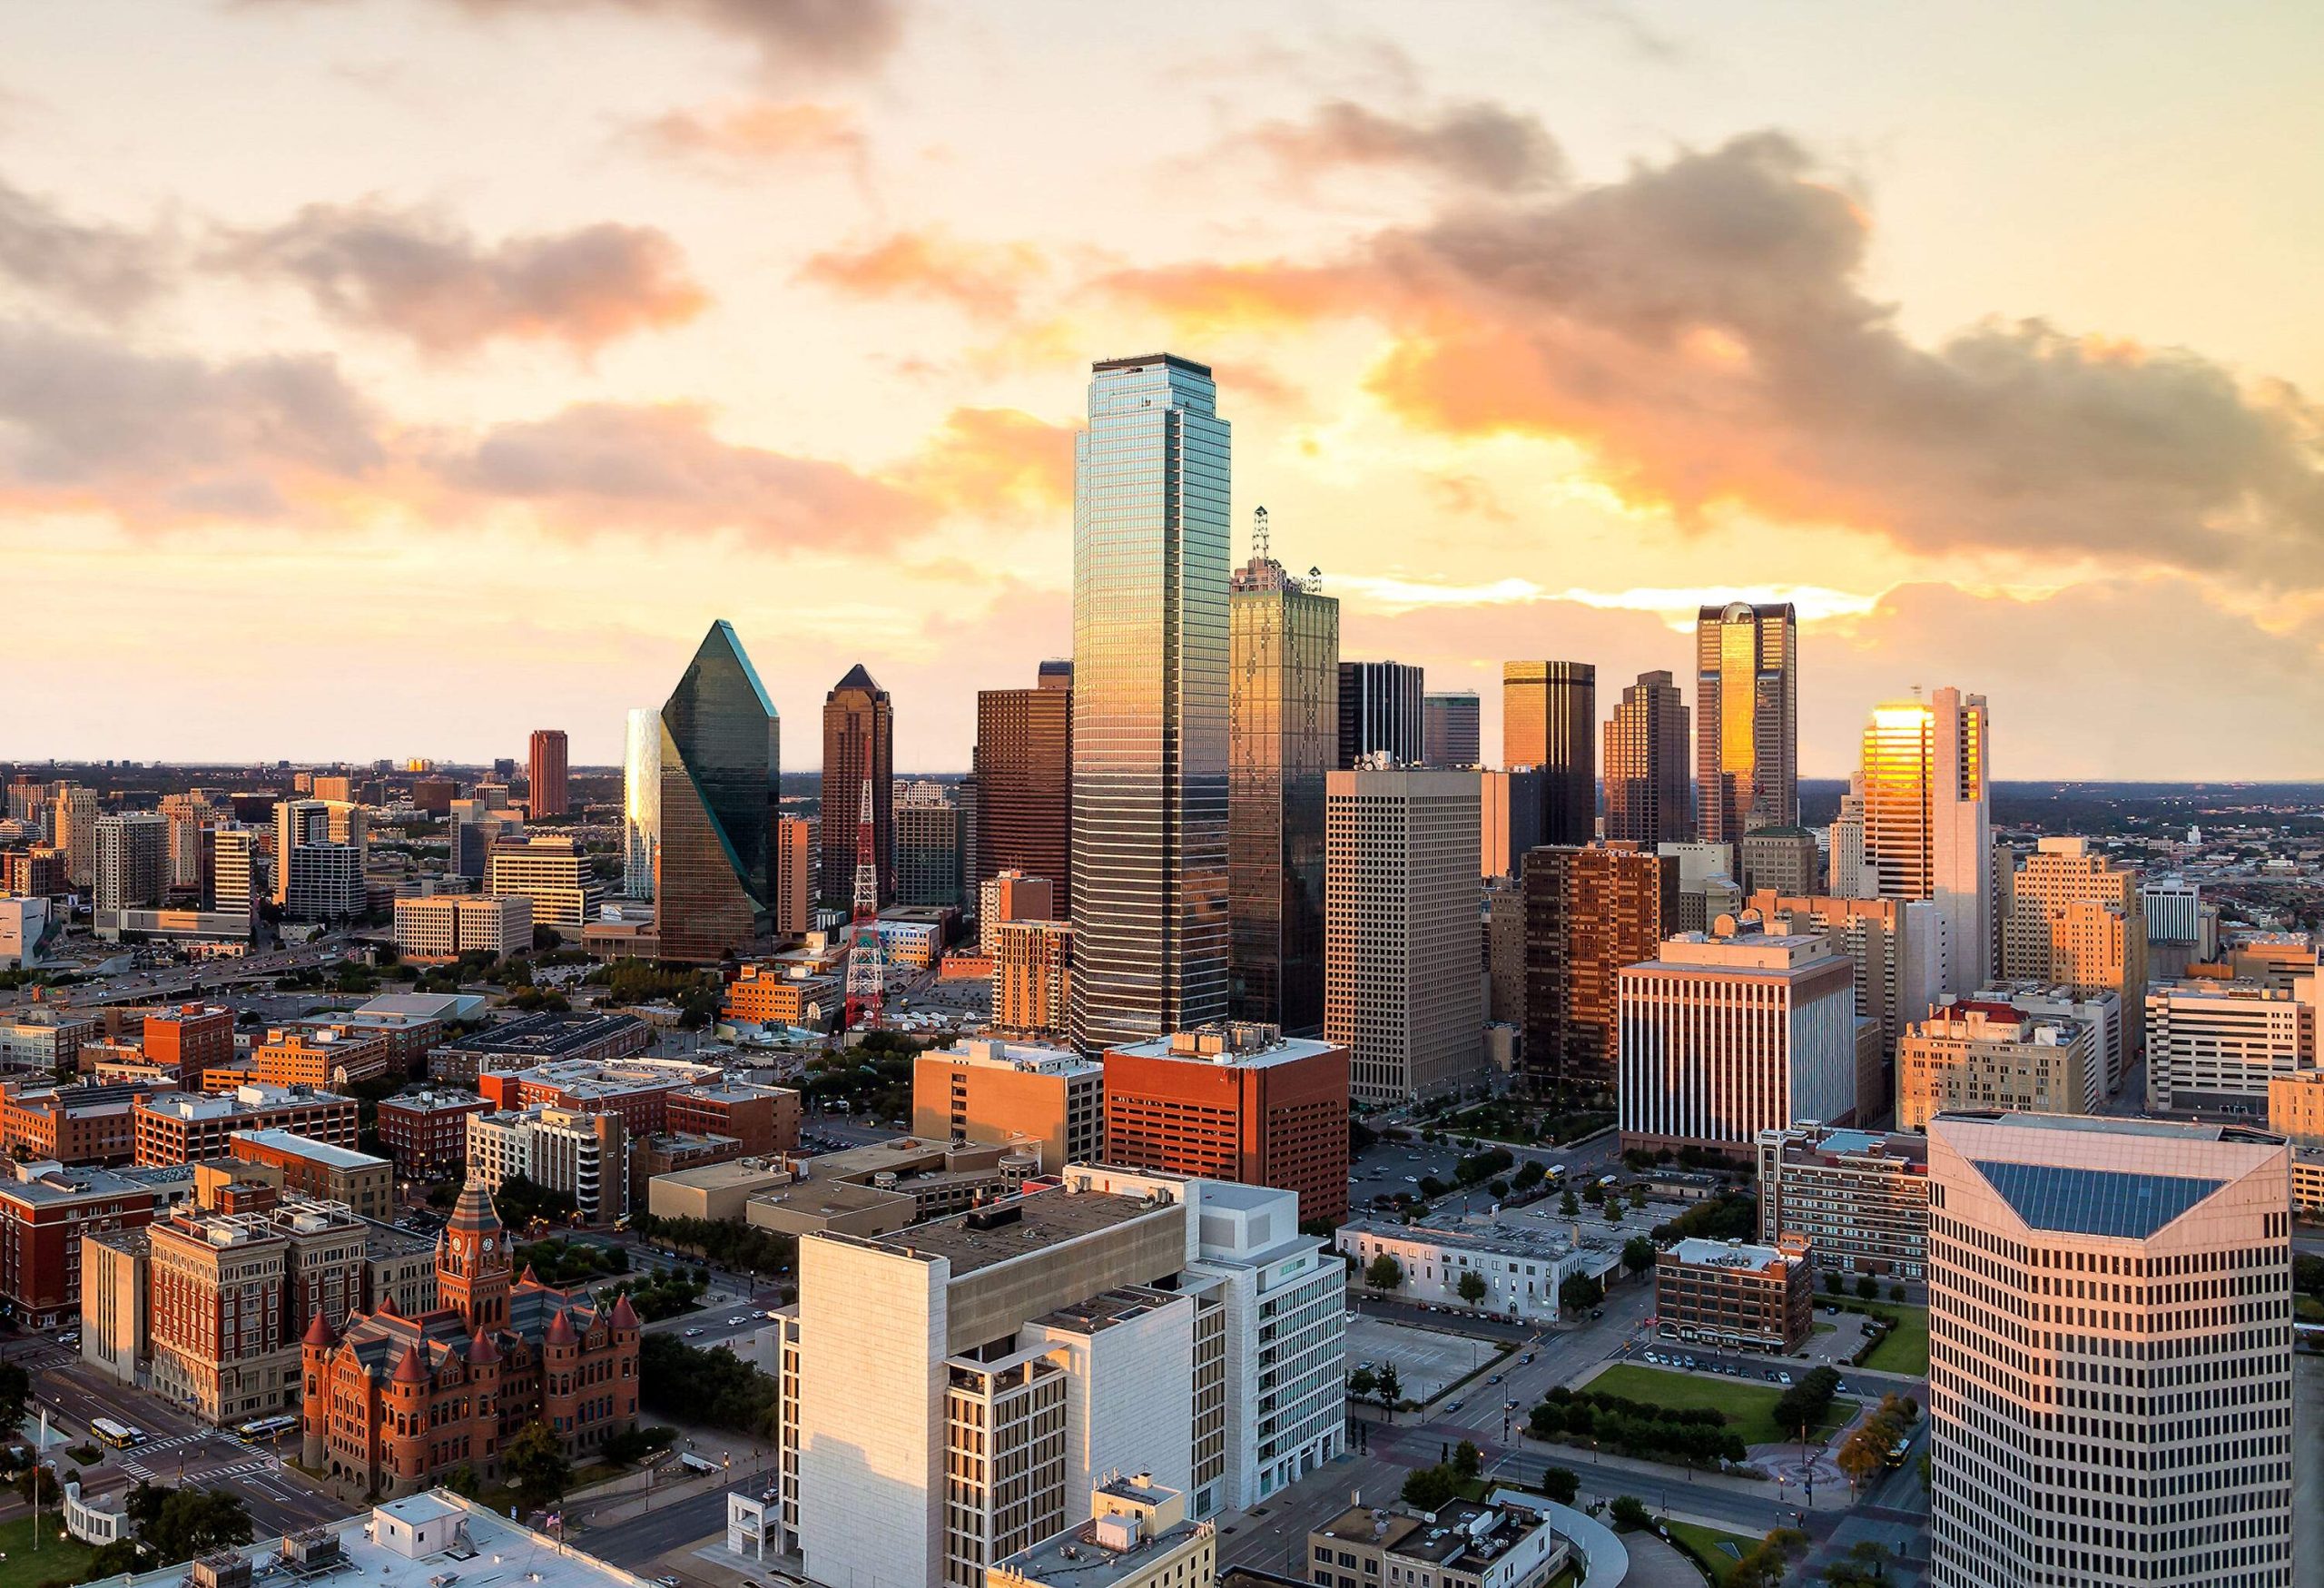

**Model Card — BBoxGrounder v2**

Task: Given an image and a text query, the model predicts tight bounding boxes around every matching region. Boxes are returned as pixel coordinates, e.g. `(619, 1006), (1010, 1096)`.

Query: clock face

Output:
(484, 1238), (496, 1252)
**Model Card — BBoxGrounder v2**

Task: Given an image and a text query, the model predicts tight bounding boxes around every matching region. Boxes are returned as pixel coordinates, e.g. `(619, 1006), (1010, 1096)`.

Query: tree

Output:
(1348, 1366), (1378, 1402)
(505, 1419), (573, 1512)
(1608, 1495), (1652, 1532)
(1855, 1273), (1879, 1300)
(1621, 1236), (1657, 1278)
(1375, 1364), (1402, 1421)
(1452, 1440), (1482, 1479)
(1536, 1465), (1580, 1504)
(1456, 1270), (1489, 1307)
(1366, 1254), (1404, 1293)
(1559, 1270), (1603, 1314)
(1627, 1184), (1647, 1209)
(13, 1464), (59, 1506)
(1401, 1464), (1457, 1511)
(0, 1359), (31, 1430)
(142, 1487), (253, 1563)
(1888, 1282), (1907, 1303)
(1823, 1270), (1846, 1296)
(1559, 1189), (1580, 1217)
(441, 1465), (482, 1498)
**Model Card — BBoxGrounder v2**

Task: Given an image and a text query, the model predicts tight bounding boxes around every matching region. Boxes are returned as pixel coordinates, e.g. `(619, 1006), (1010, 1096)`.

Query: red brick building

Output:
(141, 1004), (235, 1073)
(377, 1090), (490, 1179)
(0, 1162), (159, 1327)
(133, 1084), (359, 1167)
(1103, 1022), (1351, 1225)
(477, 1057), (719, 1139)
(0, 1080), (149, 1166)
(665, 1080), (800, 1157)
(303, 1179), (641, 1499)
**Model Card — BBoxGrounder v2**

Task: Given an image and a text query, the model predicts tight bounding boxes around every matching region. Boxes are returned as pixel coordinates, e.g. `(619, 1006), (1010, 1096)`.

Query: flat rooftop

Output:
(1339, 1216), (1582, 1264)
(996, 1509), (1207, 1588)
(232, 1128), (385, 1169)
(660, 1157), (798, 1192)
(868, 1187), (1177, 1276)
(1668, 1237), (1797, 1269)
(436, 1011), (647, 1057)
(1932, 1110), (2285, 1146)
(1109, 1024), (1342, 1070)
(1033, 1284), (1182, 1336)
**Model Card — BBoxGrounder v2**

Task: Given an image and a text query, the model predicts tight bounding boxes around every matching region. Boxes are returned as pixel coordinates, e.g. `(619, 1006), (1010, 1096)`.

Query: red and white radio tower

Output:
(843, 774), (886, 1030)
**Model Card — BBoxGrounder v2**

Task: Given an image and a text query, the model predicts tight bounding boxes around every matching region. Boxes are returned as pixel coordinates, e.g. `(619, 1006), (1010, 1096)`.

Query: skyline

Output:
(8, 2), (2324, 774)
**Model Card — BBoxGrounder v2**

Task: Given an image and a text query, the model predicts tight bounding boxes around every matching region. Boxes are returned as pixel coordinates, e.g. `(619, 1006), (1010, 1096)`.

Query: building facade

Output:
(893, 784), (962, 907)
(0, 1161), (160, 1328)
(527, 729), (568, 820)
(976, 662), (1074, 916)
(1860, 688), (1991, 993)
(1421, 691), (1481, 768)
(995, 920), (1076, 1039)
(913, 1037), (1103, 1172)
(2143, 978), (2315, 1113)
(1924, 1112), (2294, 1588)
(1602, 669), (1689, 849)
(1999, 836), (2149, 1085)
(395, 893), (532, 964)
(1896, 1001), (2096, 1130)
(1654, 1235), (1812, 1352)
(1104, 1023), (1350, 1225)
(485, 835), (602, 930)
(1324, 768), (1483, 1104)
(820, 664), (894, 909)
(94, 814), (168, 914)
(621, 705), (659, 900)
(1502, 660), (1596, 846)
(1227, 545), (1337, 1033)
(1068, 354), (1232, 1054)
(655, 619), (779, 965)
(1335, 660), (1423, 769)
(377, 1090), (490, 1179)
(1521, 843), (1679, 1097)
(1695, 601), (1797, 842)
(1756, 1125), (1930, 1278)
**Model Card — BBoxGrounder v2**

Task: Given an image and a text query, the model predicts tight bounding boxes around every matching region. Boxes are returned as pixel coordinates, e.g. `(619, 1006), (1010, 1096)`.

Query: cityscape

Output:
(4, 9), (2321, 1588)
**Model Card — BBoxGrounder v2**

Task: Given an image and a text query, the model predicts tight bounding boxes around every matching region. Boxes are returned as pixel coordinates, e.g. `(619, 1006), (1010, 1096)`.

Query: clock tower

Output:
(438, 1175), (512, 1333)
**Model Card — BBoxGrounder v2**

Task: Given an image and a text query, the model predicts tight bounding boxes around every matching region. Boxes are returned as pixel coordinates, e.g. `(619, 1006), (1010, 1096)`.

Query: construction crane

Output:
(842, 775), (886, 1031)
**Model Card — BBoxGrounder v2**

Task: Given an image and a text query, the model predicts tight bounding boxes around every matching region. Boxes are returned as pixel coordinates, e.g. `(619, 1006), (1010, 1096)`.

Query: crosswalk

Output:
(122, 1454), (274, 1483)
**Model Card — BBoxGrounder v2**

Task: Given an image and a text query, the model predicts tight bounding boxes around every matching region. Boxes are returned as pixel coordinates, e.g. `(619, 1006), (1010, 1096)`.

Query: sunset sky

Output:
(5, 0), (2322, 775)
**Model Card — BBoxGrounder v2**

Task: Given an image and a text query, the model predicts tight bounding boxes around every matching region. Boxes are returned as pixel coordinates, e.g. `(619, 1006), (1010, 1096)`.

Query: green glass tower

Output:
(655, 619), (779, 964)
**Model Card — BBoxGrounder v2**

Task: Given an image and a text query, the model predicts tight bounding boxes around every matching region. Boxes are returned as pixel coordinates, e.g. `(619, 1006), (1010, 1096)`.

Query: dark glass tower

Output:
(1068, 353), (1230, 1054)
(1603, 669), (1691, 846)
(974, 660), (1073, 913)
(1228, 545), (1338, 1033)
(1336, 660), (1424, 767)
(655, 620), (779, 964)
(820, 664), (894, 909)
(1503, 659), (1597, 845)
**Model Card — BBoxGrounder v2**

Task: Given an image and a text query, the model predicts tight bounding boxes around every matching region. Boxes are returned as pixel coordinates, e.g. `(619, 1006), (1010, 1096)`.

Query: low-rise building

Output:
(0, 1008), (95, 1075)
(480, 1054), (722, 1138)
(992, 1477), (1216, 1588)
(229, 1129), (394, 1220)
(628, 1131), (743, 1211)
(913, 1036), (1103, 1172)
(648, 1155), (803, 1224)
(666, 1080), (800, 1157)
(468, 1105), (628, 1224)
(724, 962), (843, 1031)
(394, 893), (533, 964)
(1306, 1498), (1570, 1588)
(2293, 1146), (2324, 1220)
(376, 1089), (491, 1178)
(141, 1005), (234, 1073)
(427, 1011), (653, 1085)
(1332, 1218), (1610, 1323)
(1654, 1235), (1812, 1353)
(2270, 1070), (2324, 1147)
(0, 1080), (150, 1165)
(1755, 1125), (1930, 1279)
(0, 1160), (162, 1327)
(2144, 976), (2318, 1113)
(1896, 1001), (2095, 1129)
(743, 1137), (1042, 1238)
(1106, 1023), (1351, 1225)
(251, 1024), (397, 1090)
(133, 1084), (359, 1166)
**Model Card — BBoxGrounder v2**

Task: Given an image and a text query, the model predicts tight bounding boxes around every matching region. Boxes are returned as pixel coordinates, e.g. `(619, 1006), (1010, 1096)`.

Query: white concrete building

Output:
(1925, 1112), (2295, 1588)
(395, 892), (533, 964)
(94, 813), (167, 913)
(1334, 1218), (1608, 1324)
(2144, 977), (2318, 1114)
(466, 1104), (627, 1222)
(486, 834), (604, 929)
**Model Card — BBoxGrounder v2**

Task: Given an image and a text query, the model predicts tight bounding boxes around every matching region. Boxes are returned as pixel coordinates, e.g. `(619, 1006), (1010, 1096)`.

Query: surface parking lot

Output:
(1343, 1312), (1511, 1405)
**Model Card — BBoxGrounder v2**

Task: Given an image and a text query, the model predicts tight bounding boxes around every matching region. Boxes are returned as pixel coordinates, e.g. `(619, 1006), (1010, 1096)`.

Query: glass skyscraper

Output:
(1502, 659), (1597, 845)
(1068, 353), (1231, 1053)
(655, 619), (780, 965)
(622, 706), (659, 899)
(1228, 540), (1338, 1033)
(1696, 600), (1798, 842)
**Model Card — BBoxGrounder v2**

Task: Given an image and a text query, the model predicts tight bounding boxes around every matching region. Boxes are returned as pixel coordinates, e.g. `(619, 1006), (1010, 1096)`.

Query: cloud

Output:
(0, 320), (385, 522)
(436, 400), (934, 545)
(891, 406), (1072, 514)
(0, 173), (167, 316)
(226, 202), (707, 355)
(1105, 129), (2324, 590)
(1250, 100), (1569, 193)
(627, 98), (866, 174)
(798, 228), (1048, 318)
(251, 0), (907, 74)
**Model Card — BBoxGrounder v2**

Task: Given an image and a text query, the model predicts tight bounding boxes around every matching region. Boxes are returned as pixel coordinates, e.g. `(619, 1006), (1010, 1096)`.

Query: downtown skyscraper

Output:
(1602, 669), (1691, 847)
(1861, 686), (1992, 993)
(973, 660), (1073, 914)
(820, 664), (893, 910)
(621, 706), (658, 899)
(1227, 526), (1338, 1033)
(1696, 601), (1798, 842)
(655, 619), (779, 965)
(1068, 353), (1230, 1054)
(1503, 660), (1596, 845)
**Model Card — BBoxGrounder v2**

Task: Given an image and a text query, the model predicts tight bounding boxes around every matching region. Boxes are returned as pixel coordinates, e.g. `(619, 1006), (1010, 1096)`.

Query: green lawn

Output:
(1856, 1304), (1931, 1376)
(0, 1513), (99, 1588)
(1662, 1519), (1758, 1586)
(1585, 1364), (1846, 1446)
(2296, 1295), (2324, 1324)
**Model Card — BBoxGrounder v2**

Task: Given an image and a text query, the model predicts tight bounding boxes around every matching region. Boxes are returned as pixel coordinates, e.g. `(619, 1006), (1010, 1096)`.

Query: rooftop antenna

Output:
(1252, 505), (1269, 564)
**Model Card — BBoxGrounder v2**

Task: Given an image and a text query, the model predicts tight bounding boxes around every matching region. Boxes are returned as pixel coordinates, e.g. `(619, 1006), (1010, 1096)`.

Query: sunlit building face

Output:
(1068, 354), (1231, 1053)
(655, 619), (778, 965)
(1695, 601), (1798, 843)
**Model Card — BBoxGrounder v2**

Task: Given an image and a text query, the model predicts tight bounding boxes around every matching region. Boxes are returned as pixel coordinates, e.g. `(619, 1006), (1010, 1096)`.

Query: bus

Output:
(237, 1415), (299, 1441)
(92, 1418), (139, 1449)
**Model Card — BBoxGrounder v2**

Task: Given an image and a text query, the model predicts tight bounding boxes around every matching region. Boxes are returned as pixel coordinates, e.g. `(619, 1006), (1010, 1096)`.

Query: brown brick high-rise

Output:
(1103, 1022), (1348, 1224)
(973, 661), (1072, 914)
(821, 664), (893, 910)
(1521, 843), (1679, 1095)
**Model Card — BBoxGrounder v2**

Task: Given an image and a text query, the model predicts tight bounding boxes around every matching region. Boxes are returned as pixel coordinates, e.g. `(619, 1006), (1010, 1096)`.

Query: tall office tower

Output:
(956, 776), (978, 901)
(1068, 353), (1231, 1055)
(448, 798), (520, 882)
(1335, 660), (1423, 768)
(94, 814), (167, 913)
(1226, 532), (1338, 1032)
(773, 814), (813, 936)
(52, 784), (96, 889)
(1484, 878), (1528, 1029)
(1602, 669), (1690, 847)
(993, 919), (1075, 1038)
(1324, 767), (1483, 1103)
(1999, 836), (2149, 1087)
(1695, 601), (1798, 842)
(1827, 781), (1874, 898)
(621, 706), (659, 900)
(158, 794), (212, 892)
(1739, 827), (1821, 896)
(1502, 660), (1597, 845)
(1861, 687), (1992, 994)
(207, 826), (256, 922)
(527, 729), (569, 819)
(272, 799), (368, 920)
(1925, 1113), (2295, 1588)
(894, 784), (963, 907)
(1616, 921), (1866, 1157)
(819, 664), (893, 910)
(3, 776), (39, 824)
(1422, 691), (1482, 767)
(1520, 843), (1679, 1096)
(974, 661), (1074, 915)
(655, 619), (779, 965)
(1104, 1022), (1351, 1224)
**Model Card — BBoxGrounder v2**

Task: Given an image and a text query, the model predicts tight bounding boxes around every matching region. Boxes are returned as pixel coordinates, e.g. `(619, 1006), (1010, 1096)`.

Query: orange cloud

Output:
(227, 202), (708, 356)
(1248, 99), (1568, 193)
(797, 228), (1049, 318)
(891, 406), (1072, 515)
(629, 99), (866, 171)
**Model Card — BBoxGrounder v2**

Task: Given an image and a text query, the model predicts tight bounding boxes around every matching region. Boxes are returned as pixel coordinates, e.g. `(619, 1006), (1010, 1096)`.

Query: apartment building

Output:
(1104, 1023), (1350, 1225)
(1654, 1235), (1813, 1353)
(375, 1090), (490, 1178)
(468, 1106), (628, 1223)
(228, 1129), (393, 1221)
(912, 1037), (1103, 1172)
(2143, 977), (2317, 1113)
(1896, 1001), (2096, 1130)
(1755, 1125), (1930, 1278)
(394, 893), (533, 964)
(778, 1166), (1343, 1588)
(1924, 1112), (2293, 1588)
(1997, 836), (2149, 1085)
(994, 919), (1076, 1040)
(1617, 924), (1867, 1159)
(133, 1085), (359, 1166)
